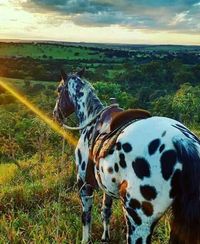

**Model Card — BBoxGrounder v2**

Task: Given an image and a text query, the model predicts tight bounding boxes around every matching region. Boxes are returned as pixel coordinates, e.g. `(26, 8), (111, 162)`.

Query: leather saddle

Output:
(91, 106), (151, 163)
(110, 109), (151, 131)
(85, 105), (151, 188)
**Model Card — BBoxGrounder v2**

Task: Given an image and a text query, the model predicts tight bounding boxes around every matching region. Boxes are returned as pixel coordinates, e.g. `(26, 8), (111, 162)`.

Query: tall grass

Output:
(0, 155), (171, 243)
(0, 164), (17, 185)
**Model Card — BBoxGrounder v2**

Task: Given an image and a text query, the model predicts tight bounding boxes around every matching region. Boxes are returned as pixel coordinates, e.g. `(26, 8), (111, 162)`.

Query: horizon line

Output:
(0, 38), (200, 47)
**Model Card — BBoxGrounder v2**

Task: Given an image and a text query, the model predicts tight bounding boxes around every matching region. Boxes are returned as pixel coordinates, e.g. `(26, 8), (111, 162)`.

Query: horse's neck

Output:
(80, 120), (98, 146)
(69, 81), (104, 127)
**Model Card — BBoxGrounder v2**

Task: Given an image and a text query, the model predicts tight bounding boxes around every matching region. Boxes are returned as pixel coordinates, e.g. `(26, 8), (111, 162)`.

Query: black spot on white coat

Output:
(119, 153), (127, 168)
(114, 163), (119, 172)
(81, 161), (86, 171)
(116, 142), (122, 151)
(129, 198), (141, 209)
(148, 138), (161, 155)
(160, 150), (177, 180)
(136, 237), (142, 244)
(132, 157), (150, 179)
(77, 149), (82, 165)
(122, 143), (132, 153)
(140, 185), (157, 201)
(141, 201), (154, 216)
(159, 144), (165, 153)
(126, 208), (142, 226)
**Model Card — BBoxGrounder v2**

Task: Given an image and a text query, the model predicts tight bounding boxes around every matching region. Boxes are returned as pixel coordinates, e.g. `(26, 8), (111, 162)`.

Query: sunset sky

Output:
(0, 0), (200, 45)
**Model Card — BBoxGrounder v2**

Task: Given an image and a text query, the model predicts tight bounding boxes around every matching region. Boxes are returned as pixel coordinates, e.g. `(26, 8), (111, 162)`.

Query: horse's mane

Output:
(83, 78), (95, 93)
(82, 78), (103, 115)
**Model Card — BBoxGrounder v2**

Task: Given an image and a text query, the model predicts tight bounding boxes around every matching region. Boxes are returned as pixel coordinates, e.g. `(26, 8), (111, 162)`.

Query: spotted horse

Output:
(53, 69), (200, 244)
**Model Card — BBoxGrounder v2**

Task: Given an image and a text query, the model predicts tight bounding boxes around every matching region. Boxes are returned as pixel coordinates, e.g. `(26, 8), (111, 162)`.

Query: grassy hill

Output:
(0, 42), (199, 61)
(0, 155), (171, 243)
(0, 42), (104, 60)
(0, 41), (200, 243)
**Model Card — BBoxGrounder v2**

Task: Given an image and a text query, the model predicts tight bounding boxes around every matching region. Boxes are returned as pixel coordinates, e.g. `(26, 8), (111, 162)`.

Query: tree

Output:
(94, 81), (137, 109)
(94, 66), (108, 81)
(174, 71), (195, 87)
(191, 64), (200, 83)
(151, 94), (175, 118)
(172, 83), (200, 123)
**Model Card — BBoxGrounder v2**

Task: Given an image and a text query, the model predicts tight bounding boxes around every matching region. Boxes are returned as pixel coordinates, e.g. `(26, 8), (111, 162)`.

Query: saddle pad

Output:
(92, 120), (134, 165)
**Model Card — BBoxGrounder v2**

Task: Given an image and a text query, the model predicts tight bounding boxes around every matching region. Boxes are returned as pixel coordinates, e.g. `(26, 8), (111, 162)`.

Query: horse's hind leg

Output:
(78, 180), (94, 244)
(101, 193), (113, 242)
(123, 204), (156, 244)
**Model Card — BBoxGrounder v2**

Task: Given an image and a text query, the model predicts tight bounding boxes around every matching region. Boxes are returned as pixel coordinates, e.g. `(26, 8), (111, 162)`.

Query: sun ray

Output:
(0, 79), (77, 147)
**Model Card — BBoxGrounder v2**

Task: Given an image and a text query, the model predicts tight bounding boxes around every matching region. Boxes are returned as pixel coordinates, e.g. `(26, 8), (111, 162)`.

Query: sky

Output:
(0, 0), (200, 45)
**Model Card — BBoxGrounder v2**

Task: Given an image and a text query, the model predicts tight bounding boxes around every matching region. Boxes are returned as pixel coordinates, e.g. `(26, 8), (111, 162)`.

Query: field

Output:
(0, 41), (200, 243)
(0, 42), (105, 60)
(0, 156), (172, 243)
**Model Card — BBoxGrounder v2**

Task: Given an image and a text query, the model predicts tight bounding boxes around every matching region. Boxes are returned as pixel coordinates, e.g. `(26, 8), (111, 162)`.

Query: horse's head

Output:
(53, 69), (85, 123)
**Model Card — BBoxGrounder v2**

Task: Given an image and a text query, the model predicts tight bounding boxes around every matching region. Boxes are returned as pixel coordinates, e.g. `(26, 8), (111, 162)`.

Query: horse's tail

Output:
(170, 137), (200, 244)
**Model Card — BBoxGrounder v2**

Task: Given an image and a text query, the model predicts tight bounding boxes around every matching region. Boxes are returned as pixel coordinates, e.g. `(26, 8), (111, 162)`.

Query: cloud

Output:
(17, 0), (113, 14)
(193, 1), (200, 6)
(170, 11), (190, 26)
(169, 4), (200, 33)
(15, 0), (200, 33)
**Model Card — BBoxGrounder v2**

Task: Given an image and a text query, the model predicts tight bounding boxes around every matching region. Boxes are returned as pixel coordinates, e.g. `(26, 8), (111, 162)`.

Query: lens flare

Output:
(0, 79), (77, 147)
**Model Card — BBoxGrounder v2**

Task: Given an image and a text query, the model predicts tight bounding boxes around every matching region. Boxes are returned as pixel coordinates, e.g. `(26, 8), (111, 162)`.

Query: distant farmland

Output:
(0, 41), (199, 83)
(0, 42), (104, 60)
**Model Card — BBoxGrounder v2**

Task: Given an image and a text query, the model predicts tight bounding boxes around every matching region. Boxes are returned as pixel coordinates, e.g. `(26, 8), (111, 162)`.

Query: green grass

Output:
(0, 164), (17, 185)
(0, 76), (56, 87)
(0, 155), (172, 243)
(0, 43), (104, 60)
(132, 45), (200, 52)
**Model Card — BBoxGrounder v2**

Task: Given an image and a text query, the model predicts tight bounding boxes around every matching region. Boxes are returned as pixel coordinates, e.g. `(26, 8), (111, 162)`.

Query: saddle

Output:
(110, 109), (151, 131)
(91, 106), (151, 164)
(85, 105), (151, 188)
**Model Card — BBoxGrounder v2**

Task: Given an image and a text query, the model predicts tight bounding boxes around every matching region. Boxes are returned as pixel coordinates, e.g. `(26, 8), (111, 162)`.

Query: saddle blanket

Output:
(92, 120), (134, 164)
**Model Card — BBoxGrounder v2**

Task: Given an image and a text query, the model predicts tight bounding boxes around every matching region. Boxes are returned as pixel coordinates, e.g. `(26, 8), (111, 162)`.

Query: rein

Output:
(62, 104), (119, 131)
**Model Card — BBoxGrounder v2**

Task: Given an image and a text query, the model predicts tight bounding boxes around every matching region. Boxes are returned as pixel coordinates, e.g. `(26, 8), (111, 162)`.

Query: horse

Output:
(53, 69), (200, 244)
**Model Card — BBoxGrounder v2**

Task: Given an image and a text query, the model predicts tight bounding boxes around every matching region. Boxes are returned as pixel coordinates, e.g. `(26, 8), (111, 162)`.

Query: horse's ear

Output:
(77, 68), (85, 78)
(60, 69), (68, 81)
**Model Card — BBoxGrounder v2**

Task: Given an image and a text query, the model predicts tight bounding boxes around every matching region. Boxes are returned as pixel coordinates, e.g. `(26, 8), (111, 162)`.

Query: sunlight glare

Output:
(0, 80), (77, 147)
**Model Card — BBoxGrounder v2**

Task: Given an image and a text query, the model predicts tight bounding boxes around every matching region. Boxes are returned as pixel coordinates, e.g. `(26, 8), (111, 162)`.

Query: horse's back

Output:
(116, 116), (182, 157)
(119, 116), (199, 151)
(120, 116), (181, 140)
